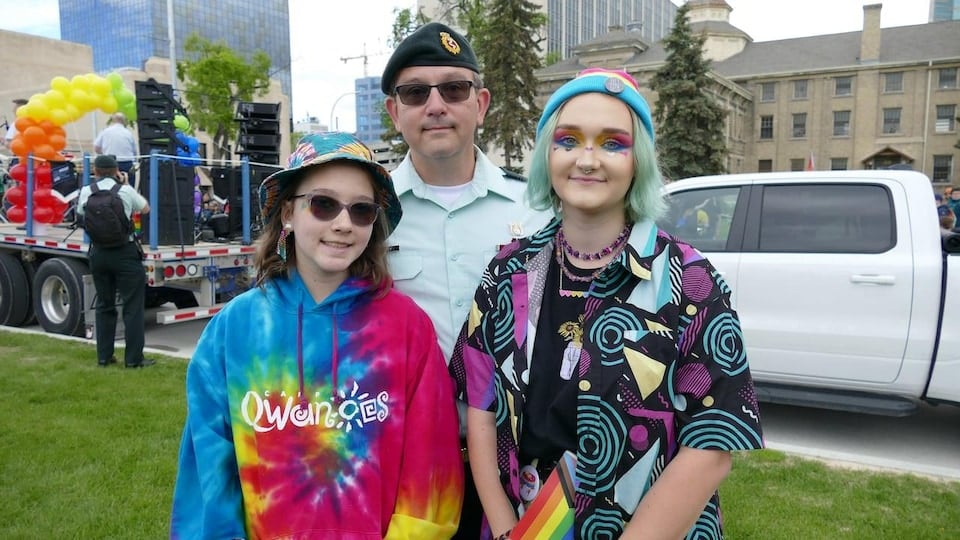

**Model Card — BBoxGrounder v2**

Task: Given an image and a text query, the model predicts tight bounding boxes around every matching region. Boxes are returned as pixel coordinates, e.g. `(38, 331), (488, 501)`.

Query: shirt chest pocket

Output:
(387, 253), (423, 281)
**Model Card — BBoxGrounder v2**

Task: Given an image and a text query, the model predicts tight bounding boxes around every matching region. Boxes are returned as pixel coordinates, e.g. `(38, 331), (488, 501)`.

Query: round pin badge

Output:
(519, 464), (541, 503)
(604, 77), (625, 94)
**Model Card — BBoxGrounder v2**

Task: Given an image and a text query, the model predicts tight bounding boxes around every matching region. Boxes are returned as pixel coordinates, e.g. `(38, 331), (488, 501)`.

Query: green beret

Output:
(381, 22), (479, 95)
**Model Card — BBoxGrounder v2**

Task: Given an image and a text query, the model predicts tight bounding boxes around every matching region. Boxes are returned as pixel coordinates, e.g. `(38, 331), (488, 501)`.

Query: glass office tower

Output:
(59, 0), (292, 102)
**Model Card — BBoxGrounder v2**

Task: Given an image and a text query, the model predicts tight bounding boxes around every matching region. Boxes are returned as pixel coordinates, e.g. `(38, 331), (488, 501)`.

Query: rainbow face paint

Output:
(552, 127), (633, 155)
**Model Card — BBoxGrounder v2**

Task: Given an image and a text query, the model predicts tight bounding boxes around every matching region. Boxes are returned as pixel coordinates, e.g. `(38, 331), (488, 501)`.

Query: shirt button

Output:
(451, 254), (459, 262)
(455, 299), (464, 307)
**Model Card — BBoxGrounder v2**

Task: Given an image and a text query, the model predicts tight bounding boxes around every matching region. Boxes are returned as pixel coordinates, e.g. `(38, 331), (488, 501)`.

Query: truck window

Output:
(659, 187), (741, 251)
(758, 184), (895, 253)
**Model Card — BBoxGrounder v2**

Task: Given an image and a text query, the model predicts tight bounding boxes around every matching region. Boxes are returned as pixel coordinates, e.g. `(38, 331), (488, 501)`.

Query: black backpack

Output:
(83, 182), (132, 247)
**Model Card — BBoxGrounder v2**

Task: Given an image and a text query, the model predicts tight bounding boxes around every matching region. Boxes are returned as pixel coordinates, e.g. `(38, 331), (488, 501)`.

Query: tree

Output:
(649, 3), (727, 180)
(379, 7), (430, 156)
(469, 0), (545, 171)
(176, 33), (271, 161)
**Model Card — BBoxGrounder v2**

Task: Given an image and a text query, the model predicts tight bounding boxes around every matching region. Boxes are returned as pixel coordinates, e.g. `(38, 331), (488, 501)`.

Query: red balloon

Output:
(33, 162), (53, 186)
(6, 205), (26, 223)
(4, 184), (26, 207)
(33, 205), (56, 224)
(9, 163), (26, 182)
(33, 188), (55, 207)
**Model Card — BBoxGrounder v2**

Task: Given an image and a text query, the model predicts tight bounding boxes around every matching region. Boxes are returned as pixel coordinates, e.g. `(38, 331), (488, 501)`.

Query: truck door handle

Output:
(850, 274), (895, 285)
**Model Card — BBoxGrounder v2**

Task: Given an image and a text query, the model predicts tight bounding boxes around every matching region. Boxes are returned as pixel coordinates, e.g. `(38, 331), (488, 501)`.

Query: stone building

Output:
(536, 1), (960, 185)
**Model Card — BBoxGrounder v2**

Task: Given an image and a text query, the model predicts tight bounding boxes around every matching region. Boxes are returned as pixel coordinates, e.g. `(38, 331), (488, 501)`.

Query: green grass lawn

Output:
(1, 329), (958, 538)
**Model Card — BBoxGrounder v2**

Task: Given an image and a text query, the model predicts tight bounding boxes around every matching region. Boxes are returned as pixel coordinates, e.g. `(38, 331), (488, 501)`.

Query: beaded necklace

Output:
(555, 225), (631, 298)
(558, 223), (631, 261)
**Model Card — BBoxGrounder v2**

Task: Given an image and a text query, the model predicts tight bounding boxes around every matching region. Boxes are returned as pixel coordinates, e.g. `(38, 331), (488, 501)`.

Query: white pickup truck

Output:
(658, 170), (960, 416)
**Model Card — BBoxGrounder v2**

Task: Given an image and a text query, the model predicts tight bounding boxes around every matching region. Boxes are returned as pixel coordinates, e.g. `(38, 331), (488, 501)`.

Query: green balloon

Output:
(123, 103), (137, 121)
(173, 114), (190, 131)
(107, 72), (124, 91)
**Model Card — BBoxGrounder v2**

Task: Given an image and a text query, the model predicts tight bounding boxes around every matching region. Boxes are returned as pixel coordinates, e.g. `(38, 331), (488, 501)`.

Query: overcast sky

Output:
(0, 0), (930, 132)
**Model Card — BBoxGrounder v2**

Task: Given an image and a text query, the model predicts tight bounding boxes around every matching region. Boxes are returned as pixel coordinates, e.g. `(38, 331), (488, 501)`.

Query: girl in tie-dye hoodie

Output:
(171, 132), (463, 539)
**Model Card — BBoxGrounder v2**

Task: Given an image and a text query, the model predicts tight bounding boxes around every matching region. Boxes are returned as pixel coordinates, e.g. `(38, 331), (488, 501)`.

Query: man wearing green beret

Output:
(382, 21), (551, 539)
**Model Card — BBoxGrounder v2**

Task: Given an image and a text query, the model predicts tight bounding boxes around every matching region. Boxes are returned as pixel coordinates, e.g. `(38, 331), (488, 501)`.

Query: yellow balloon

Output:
(64, 103), (81, 122)
(44, 90), (67, 109)
(51, 76), (71, 93)
(70, 74), (91, 92)
(101, 94), (119, 114)
(27, 99), (51, 121)
(49, 108), (70, 126)
(15, 105), (29, 118)
(91, 76), (112, 97)
(69, 89), (94, 112)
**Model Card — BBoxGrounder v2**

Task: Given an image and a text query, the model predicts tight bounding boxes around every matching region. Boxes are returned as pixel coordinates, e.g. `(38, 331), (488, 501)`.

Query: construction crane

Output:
(340, 44), (387, 77)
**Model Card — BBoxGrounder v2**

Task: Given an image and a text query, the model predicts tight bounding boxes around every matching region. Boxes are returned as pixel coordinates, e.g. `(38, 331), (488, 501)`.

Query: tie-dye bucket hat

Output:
(258, 132), (402, 231)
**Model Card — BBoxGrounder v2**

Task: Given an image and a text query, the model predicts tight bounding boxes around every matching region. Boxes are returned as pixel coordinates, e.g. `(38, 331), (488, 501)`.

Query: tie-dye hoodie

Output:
(170, 272), (463, 539)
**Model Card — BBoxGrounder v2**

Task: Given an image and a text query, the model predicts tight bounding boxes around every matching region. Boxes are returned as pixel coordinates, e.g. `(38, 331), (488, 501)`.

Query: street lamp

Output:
(329, 91), (357, 132)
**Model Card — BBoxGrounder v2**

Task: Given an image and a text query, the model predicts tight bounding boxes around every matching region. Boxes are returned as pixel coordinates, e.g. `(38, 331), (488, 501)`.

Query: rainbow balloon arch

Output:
(5, 72), (137, 228)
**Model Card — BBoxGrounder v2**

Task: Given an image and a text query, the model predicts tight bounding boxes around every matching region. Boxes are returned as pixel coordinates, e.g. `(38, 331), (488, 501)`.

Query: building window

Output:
(833, 110), (851, 136)
(760, 115), (774, 139)
(793, 79), (808, 99)
(883, 72), (903, 93)
(936, 105), (956, 133)
(939, 67), (958, 89)
(758, 159), (773, 172)
(835, 76), (853, 96)
(792, 113), (807, 138)
(831, 158), (848, 170)
(882, 108), (901, 134)
(933, 155), (953, 182)
(760, 82), (776, 102)
(790, 158), (805, 171)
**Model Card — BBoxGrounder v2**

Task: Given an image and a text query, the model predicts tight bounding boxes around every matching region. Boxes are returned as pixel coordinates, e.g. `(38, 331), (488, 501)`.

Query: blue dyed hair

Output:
(526, 103), (667, 223)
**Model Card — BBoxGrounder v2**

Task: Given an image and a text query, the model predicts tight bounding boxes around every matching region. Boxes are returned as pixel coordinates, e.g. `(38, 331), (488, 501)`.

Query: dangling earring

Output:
(277, 223), (292, 261)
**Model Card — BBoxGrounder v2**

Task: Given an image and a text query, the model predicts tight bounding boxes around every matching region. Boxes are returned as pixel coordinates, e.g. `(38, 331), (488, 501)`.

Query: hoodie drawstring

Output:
(297, 302), (341, 406)
(331, 306), (340, 403)
(297, 303), (307, 407)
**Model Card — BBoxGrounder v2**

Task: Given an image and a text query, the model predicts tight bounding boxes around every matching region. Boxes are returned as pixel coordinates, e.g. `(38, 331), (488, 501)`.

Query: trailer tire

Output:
(0, 252), (31, 326)
(33, 257), (88, 336)
(19, 258), (37, 326)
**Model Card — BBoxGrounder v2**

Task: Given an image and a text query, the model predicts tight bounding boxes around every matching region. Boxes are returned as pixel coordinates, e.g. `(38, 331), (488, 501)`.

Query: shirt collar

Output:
(391, 147), (522, 202)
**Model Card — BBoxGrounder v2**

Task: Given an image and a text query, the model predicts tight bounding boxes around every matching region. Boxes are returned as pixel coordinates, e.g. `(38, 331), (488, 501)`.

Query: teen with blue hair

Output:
(450, 68), (764, 539)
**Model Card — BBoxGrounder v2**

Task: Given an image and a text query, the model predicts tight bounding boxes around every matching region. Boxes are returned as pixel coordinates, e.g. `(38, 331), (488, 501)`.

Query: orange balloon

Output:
(39, 120), (58, 133)
(10, 138), (28, 159)
(33, 144), (57, 161)
(23, 126), (47, 146)
(50, 126), (66, 138)
(49, 134), (66, 151)
(14, 117), (34, 132)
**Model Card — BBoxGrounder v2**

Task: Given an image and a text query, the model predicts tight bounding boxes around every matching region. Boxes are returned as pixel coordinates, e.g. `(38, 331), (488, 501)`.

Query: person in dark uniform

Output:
(77, 154), (152, 368)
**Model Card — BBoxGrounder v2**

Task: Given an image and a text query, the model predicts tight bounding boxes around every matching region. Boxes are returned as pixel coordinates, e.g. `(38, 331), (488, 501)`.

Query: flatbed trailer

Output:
(0, 155), (261, 337)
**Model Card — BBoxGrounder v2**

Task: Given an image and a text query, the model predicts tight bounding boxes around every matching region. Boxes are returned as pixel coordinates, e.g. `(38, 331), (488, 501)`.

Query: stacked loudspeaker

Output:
(211, 164), (273, 239)
(134, 79), (195, 246)
(236, 101), (281, 166)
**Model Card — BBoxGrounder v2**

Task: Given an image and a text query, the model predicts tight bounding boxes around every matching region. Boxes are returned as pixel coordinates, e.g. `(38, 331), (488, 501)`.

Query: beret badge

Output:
(440, 31), (461, 55)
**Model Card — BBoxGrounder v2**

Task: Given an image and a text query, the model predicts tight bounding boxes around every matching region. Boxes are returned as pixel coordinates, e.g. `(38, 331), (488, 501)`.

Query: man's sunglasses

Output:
(393, 80), (475, 106)
(291, 194), (380, 227)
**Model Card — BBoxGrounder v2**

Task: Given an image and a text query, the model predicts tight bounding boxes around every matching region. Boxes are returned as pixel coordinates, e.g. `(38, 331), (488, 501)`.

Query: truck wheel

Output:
(0, 252), (31, 326)
(19, 259), (37, 326)
(33, 257), (88, 336)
